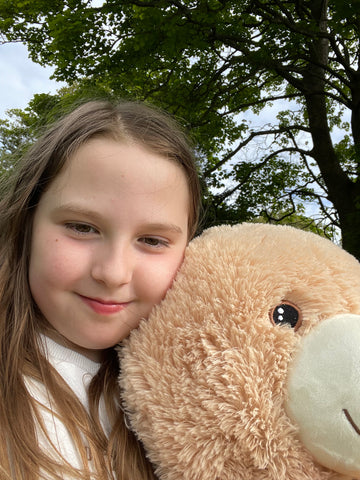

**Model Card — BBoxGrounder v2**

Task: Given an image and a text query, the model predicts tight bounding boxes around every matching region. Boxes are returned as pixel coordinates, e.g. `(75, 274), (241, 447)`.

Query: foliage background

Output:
(0, 0), (359, 257)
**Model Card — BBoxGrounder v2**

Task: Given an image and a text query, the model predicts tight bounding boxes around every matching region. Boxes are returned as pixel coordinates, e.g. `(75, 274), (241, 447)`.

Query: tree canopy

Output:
(0, 0), (359, 257)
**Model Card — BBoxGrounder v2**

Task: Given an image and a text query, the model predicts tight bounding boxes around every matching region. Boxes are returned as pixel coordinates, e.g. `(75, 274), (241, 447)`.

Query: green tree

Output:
(0, 84), (115, 172)
(0, 0), (359, 256)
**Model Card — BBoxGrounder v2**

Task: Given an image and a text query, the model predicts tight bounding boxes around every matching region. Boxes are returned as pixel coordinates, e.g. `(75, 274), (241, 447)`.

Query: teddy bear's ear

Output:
(119, 223), (360, 480)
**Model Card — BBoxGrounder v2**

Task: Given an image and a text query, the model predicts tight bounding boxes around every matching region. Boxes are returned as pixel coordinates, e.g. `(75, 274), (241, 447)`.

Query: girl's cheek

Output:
(148, 251), (185, 292)
(32, 235), (88, 280)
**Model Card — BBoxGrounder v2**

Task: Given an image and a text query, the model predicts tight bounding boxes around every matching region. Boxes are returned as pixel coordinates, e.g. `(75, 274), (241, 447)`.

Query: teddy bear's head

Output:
(119, 223), (360, 480)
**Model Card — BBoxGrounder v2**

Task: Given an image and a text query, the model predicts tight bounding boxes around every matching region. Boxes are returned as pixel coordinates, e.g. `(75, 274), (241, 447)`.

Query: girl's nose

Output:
(91, 243), (133, 288)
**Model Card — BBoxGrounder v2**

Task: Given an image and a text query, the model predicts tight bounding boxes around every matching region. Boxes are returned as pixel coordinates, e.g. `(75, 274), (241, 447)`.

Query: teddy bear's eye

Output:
(269, 301), (302, 331)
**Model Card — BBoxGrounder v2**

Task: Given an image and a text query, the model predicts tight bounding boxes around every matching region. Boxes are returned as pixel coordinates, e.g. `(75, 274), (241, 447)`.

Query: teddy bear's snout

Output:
(285, 313), (360, 478)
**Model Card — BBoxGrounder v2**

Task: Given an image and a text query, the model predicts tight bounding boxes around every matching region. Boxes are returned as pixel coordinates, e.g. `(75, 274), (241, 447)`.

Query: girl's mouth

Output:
(80, 295), (130, 315)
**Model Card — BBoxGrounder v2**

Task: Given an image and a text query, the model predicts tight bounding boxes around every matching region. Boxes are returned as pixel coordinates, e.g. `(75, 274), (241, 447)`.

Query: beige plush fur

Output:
(119, 223), (360, 480)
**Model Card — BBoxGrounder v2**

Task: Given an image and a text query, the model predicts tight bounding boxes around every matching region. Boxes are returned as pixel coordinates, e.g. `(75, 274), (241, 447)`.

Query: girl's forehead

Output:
(37, 137), (190, 226)
(56, 138), (188, 190)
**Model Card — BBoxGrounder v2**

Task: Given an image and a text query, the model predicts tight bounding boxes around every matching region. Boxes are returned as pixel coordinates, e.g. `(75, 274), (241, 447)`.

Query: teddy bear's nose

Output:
(285, 313), (360, 478)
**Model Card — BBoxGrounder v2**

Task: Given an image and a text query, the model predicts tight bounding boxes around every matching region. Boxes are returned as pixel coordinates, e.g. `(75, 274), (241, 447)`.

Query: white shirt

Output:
(25, 335), (112, 476)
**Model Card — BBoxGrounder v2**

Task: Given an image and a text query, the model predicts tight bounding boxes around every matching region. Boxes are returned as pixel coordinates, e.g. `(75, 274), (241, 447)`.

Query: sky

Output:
(0, 0), (105, 119)
(0, 42), (63, 119)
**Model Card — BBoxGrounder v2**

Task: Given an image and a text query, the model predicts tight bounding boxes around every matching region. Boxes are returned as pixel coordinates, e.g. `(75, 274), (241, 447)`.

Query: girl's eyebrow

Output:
(52, 203), (184, 235)
(141, 223), (184, 235)
(52, 203), (104, 223)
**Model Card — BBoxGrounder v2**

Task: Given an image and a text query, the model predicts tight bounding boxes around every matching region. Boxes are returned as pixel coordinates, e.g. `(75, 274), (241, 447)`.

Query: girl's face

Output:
(29, 137), (190, 361)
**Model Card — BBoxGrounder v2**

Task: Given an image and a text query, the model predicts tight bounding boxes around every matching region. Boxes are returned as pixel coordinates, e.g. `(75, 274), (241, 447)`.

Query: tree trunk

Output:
(303, 0), (360, 259)
(307, 89), (360, 259)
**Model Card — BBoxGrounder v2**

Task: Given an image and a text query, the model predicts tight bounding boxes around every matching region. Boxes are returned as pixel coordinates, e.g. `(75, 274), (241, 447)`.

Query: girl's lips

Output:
(80, 295), (129, 315)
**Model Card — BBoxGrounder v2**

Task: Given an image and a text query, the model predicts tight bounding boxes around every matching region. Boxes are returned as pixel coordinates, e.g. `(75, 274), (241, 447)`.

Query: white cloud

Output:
(0, 42), (63, 118)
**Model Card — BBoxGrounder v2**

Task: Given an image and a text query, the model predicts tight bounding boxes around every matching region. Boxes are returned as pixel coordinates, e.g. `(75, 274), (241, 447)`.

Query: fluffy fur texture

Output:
(119, 224), (360, 480)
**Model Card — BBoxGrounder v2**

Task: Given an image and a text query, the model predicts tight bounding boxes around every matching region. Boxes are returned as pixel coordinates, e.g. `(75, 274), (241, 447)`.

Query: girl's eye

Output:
(139, 237), (169, 248)
(65, 223), (99, 235)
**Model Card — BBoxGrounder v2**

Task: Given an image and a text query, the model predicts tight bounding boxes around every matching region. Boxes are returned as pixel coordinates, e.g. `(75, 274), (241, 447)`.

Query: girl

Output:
(0, 99), (201, 479)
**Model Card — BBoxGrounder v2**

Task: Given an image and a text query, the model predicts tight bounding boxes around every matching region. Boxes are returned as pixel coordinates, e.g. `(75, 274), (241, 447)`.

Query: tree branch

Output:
(204, 127), (312, 177)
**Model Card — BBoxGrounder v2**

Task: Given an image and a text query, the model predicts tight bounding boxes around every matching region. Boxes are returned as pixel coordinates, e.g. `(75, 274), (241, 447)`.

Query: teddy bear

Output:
(119, 223), (360, 480)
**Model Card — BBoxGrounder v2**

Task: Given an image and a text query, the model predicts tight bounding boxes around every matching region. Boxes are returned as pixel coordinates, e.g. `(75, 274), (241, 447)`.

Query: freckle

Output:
(55, 239), (58, 242)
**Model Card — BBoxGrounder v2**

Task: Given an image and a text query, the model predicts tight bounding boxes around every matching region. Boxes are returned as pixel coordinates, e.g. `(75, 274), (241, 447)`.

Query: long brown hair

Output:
(0, 100), (201, 479)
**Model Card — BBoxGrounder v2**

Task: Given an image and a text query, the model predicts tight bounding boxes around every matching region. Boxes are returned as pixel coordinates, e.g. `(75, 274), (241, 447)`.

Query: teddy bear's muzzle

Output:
(285, 313), (360, 479)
